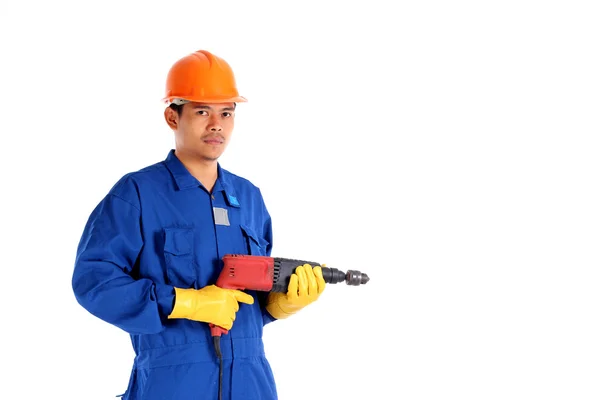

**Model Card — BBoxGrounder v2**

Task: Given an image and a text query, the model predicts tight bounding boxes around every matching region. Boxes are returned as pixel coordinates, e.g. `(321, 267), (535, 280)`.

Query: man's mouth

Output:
(203, 137), (224, 145)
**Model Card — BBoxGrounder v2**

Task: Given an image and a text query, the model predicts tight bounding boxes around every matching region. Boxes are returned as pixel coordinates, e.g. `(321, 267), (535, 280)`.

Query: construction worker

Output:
(72, 49), (326, 400)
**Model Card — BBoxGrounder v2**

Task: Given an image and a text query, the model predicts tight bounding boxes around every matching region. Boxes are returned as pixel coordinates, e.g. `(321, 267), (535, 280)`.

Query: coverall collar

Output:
(164, 150), (239, 206)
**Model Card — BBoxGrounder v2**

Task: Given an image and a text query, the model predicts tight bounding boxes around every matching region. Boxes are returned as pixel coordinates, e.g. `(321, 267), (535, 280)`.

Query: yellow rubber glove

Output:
(266, 263), (326, 319)
(168, 285), (254, 330)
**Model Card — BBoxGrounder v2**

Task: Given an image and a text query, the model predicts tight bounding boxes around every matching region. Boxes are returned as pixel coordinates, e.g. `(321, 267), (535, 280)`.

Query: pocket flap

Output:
(164, 228), (193, 255)
(240, 224), (269, 248)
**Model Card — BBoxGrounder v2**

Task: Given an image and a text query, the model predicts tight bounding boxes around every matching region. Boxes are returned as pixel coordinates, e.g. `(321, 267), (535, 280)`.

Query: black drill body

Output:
(271, 257), (370, 292)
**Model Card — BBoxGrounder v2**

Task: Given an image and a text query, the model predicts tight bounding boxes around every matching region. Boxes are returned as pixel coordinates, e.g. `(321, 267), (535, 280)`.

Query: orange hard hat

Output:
(162, 50), (247, 104)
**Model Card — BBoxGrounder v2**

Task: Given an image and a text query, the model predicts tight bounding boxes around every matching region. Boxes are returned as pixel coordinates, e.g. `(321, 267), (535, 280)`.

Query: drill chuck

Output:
(320, 267), (370, 286)
(272, 257), (370, 292)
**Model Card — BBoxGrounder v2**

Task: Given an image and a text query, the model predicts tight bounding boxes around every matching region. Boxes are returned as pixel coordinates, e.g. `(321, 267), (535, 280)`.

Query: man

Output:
(72, 49), (326, 400)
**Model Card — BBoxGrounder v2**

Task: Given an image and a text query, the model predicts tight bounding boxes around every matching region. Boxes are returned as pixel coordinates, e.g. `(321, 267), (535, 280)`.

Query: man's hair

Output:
(169, 103), (184, 116)
(168, 102), (237, 116)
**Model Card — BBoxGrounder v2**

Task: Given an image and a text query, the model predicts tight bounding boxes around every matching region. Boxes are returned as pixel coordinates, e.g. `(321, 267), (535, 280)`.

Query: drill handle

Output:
(210, 323), (228, 337)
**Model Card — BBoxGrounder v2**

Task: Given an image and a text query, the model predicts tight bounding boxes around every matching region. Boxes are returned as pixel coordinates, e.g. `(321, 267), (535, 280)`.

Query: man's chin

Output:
(175, 148), (222, 163)
(200, 153), (221, 162)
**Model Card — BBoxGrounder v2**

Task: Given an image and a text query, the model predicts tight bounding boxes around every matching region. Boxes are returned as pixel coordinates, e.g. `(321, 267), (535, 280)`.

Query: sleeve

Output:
(72, 187), (175, 335)
(256, 190), (278, 326)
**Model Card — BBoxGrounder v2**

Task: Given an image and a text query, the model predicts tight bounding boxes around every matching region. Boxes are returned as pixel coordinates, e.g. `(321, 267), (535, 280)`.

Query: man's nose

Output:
(208, 119), (223, 132)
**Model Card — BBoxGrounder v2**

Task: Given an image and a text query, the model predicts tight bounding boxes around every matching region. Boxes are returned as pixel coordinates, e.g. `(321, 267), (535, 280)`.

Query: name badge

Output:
(213, 207), (230, 226)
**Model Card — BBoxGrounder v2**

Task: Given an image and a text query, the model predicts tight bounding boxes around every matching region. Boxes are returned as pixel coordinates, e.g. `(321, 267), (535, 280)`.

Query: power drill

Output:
(210, 254), (370, 336)
(209, 254), (370, 400)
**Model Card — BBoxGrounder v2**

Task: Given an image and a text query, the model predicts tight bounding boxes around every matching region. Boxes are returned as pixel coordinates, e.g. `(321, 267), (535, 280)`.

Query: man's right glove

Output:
(167, 285), (254, 330)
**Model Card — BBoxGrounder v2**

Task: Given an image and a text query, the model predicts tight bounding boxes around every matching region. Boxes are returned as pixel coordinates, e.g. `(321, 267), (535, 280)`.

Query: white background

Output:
(1, 1), (599, 399)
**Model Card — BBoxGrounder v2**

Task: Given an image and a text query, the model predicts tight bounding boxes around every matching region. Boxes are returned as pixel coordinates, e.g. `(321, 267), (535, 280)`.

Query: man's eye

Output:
(197, 110), (208, 116)
(222, 112), (232, 118)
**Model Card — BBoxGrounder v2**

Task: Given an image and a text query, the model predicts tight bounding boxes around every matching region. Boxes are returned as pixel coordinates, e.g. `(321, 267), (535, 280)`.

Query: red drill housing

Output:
(215, 255), (275, 292)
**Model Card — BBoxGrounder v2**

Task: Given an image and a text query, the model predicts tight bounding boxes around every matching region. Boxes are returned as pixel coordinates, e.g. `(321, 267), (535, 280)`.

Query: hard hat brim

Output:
(163, 95), (247, 104)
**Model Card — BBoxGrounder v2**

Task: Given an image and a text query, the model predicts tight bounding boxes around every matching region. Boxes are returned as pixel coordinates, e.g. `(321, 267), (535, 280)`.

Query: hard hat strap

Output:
(171, 98), (190, 106)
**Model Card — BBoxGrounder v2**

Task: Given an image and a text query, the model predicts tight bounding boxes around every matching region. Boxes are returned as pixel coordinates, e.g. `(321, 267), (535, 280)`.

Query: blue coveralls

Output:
(72, 150), (278, 400)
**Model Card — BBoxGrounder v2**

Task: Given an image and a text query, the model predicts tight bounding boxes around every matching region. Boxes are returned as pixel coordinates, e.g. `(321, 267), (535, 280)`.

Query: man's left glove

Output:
(266, 263), (326, 319)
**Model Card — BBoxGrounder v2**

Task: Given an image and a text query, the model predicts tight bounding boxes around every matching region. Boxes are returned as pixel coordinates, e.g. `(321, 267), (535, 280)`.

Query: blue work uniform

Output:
(72, 150), (278, 400)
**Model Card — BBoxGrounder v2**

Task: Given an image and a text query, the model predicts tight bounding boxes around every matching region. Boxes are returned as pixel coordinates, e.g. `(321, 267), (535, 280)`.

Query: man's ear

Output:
(164, 106), (179, 130)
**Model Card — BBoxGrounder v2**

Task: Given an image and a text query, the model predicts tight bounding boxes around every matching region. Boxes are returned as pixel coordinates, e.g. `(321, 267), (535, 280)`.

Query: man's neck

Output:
(175, 150), (218, 193)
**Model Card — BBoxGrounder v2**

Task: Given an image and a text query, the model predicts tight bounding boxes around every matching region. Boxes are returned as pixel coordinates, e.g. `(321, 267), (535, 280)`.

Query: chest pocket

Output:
(163, 227), (197, 287)
(240, 224), (269, 256)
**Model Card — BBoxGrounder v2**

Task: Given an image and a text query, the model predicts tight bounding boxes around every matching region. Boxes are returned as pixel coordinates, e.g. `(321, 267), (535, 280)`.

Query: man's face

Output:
(166, 101), (236, 162)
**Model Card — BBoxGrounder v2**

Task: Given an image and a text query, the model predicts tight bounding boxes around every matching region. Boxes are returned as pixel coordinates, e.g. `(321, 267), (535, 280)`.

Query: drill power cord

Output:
(213, 336), (223, 400)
